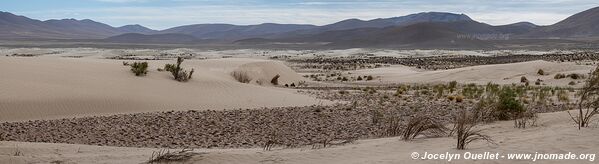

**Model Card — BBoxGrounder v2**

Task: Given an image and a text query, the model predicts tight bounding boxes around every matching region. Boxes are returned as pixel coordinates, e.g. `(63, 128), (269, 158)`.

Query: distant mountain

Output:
(104, 33), (200, 44)
(159, 23), (316, 40)
(0, 11), (122, 39)
(524, 7), (599, 39)
(0, 11), (67, 39)
(43, 19), (122, 38)
(323, 12), (473, 31)
(117, 24), (155, 34)
(2, 6), (599, 47)
(237, 22), (494, 48)
(494, 22), (538, 34)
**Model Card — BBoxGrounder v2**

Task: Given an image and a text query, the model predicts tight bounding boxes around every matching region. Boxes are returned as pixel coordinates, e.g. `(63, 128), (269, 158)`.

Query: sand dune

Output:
(2, 110), (596, 164)
(0, 56), (327, 122)
(352, 60), (593, 86)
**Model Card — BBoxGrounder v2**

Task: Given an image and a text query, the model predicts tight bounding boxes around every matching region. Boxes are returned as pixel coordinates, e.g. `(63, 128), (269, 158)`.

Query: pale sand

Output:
(1, 110), (597, 164)
(0, 56), (328, 122)
(351, 60), (594, 86)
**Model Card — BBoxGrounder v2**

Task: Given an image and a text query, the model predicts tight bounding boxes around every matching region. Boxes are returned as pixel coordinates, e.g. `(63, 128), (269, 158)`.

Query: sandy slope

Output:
(0, 56), (327, 122)
(352, 60), (594, 86)
(1, 110), (597, 164)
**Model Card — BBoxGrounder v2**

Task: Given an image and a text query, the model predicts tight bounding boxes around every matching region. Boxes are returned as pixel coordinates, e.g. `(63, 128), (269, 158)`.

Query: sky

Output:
(1, 0), (599, 30)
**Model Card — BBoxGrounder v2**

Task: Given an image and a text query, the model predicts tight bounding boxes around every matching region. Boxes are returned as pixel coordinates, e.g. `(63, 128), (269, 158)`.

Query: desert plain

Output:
(0, 48), (598, 164)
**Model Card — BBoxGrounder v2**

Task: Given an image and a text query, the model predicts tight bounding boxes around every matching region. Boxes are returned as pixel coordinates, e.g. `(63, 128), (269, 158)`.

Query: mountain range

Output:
(1, 6), (599, 48)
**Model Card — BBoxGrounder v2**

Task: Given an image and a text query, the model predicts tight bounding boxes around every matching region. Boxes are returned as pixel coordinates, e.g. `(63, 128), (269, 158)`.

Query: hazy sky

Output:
(2, 0), (598, 30)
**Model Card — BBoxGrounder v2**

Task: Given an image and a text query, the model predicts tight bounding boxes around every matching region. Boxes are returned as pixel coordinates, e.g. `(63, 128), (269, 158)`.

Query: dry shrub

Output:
(232, 70), (252, 83)
(514, 109), (538, 128)
(401, 114), (447, 141)
(447, 95), (455, 101)
(148, 148), (200, 163)
(455, 95), (464, 102)
(271, 74), (280, 85)
(380, 115), (402, 137)
(453, 109), (496, 150)
(569, 65), (599, 129)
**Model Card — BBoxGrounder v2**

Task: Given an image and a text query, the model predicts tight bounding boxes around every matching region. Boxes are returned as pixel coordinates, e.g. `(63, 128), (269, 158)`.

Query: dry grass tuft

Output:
(231, 70), (252, 83)
(453, 109), (495, 150)
(401, 114), (447, 141)
(147, 148), (200, 163)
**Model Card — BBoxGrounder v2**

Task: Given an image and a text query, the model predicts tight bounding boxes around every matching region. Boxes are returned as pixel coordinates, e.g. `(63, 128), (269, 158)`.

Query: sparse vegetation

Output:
(232, 70), (252, 83)
(165, 57), (194, 82)
(130, 62), (148, 76)
(569, 65), (599, 129)
(148, 148), (199, 163)
(453, 109), (495, 150)
(401, 114), (447, 141)
(495, 87), (524, 120)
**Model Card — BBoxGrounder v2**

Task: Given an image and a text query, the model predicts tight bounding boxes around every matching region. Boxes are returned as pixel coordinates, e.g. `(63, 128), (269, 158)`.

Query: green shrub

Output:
(495, 87), (524, 120)
(165, 57), (193, 82)
(130, 62), (148, 76)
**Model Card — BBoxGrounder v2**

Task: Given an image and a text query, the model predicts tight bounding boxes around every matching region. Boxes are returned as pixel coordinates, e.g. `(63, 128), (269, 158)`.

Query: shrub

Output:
(514, 109), (538, 128)
(130, 62), (148, 76)
(357, 76), (363, 81)
(520, 76), (528, 83)
(453, 109), (495, 150)
(232, 70), (251, 83)
(122, 61), (130, 66)
(455, 95), (464, 102)
(271, 74), (280, 85)
(366, 75), (374, 81)
(165, 57), (194, 82)
(447, 95), (455, 101)
(567, 73), (582, 79)
(569, 65), (599, 129)
(401, 114), (447, 141)
(535, 79), (542, 85)
(568, 81), (576, 85)
(554, 73), (566, 79)
(495, 87), (524, 120)
(537, 69), (545, 75)
(448, 81), (457, 93)
(164, 64), (176, 72)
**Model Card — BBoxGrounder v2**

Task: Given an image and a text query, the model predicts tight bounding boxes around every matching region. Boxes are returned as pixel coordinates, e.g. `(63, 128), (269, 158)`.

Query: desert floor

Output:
(1, 48), (597, 163)
(1, 110), (597, 164)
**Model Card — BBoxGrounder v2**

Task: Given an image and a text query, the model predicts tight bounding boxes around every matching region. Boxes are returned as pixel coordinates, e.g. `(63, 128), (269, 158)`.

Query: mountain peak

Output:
(117, 24), (155, 34)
